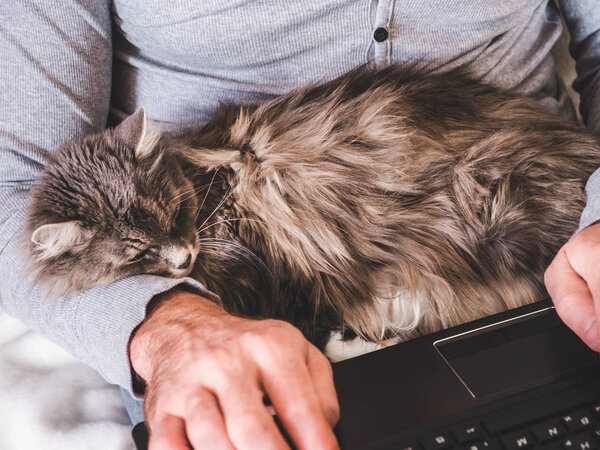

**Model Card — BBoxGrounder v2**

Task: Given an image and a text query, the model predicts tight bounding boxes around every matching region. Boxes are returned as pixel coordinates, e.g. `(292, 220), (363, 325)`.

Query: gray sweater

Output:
(1, 0), (599, 394)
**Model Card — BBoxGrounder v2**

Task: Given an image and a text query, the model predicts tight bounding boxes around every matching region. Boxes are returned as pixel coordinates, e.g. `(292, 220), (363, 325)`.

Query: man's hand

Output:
(545, 222), (600, 352)
(129, 289), (340, 450)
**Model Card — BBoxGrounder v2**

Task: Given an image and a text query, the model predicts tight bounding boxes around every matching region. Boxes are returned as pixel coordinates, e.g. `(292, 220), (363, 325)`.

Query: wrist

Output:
(129, 288), (226, 383)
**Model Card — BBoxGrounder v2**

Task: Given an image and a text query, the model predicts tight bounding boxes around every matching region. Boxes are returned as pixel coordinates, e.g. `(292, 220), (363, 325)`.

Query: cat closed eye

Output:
(127, 246), (159, 263)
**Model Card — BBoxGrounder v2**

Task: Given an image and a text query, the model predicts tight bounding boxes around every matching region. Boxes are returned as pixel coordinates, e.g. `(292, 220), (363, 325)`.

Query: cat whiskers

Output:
(171, 181), (213, 204)
(194, 168), (223, 224)
(199, 243), (250, 269)
(197, 217), (267, 235)
(199, 237), (273, 280)
(197, 186), (233, 231)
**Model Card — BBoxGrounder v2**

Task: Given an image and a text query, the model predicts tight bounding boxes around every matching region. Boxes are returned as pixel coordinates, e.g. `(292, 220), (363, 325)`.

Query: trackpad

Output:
(434, 308), (599, 399)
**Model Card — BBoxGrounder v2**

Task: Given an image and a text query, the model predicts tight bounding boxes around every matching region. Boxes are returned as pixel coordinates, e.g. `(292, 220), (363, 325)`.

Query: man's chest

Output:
(111, 0), (549, 90)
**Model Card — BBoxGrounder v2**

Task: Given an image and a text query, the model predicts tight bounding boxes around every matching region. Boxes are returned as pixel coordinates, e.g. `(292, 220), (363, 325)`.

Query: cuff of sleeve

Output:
(578, 166), (600, 231)
(73, 275), (220, 395)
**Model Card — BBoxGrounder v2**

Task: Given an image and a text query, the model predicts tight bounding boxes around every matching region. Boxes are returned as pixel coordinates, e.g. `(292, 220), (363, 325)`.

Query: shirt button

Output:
(373, 27), (389, 42)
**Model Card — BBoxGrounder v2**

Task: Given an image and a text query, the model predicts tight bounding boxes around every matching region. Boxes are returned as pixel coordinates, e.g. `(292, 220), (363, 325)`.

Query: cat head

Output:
(25, 108), (200, 299)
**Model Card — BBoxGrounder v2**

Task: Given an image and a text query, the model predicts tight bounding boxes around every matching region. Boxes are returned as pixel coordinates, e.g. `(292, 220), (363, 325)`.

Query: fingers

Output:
(148, 414), (189, 450)
(217, 380), (290, 450)
(307, 345), (340, 427)
(184, 390), (235, 450)
(546, 247), (599, 350)
(261, 355), (339, 450)
(140, 310), (341, 450)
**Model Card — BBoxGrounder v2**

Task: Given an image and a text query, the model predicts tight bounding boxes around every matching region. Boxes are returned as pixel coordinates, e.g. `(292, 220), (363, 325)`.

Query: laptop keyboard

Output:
(396, 401), (600, 450)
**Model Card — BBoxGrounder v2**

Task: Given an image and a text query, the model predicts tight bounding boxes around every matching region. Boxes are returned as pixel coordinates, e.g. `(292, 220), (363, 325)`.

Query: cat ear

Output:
(114, 107), (156, 160)
(31, 221), (90, 258)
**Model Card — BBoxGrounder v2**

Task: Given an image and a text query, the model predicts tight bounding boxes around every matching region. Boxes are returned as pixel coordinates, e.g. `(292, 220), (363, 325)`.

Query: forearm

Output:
(558, 0), (600, 134)
(556, 0), (600, 229)
(0, 204), (217, 391)
(0, 0), (220, 394)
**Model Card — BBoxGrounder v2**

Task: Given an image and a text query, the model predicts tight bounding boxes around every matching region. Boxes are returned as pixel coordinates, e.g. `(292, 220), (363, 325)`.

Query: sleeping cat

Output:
(24, 66), (600, 350)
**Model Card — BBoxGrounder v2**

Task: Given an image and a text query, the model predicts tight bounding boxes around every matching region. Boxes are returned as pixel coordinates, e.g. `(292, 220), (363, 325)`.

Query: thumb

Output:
(546, 247), (599, 351)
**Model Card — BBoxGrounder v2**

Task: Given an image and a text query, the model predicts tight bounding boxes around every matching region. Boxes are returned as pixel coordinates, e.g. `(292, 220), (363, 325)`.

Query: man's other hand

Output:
(545, 222), (600, 352)
(129, 289), (340, 450)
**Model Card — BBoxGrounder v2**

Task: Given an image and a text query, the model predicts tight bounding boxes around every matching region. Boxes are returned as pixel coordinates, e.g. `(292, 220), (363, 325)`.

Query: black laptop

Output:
(133, 299), (600, 449)
(334, 299), (600, 449)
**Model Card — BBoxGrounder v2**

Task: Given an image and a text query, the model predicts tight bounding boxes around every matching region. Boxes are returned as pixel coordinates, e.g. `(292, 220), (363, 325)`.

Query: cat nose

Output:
(166, 246), (193, 270)
(177, 253), (192, 270)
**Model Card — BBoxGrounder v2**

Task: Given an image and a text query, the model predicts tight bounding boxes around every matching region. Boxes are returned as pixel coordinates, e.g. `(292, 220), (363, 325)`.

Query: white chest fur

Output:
(325, 289), (427, 362)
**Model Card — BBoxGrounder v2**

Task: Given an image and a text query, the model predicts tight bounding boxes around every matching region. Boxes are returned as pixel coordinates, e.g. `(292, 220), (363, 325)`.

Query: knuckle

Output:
(242, 321), (283, 345)
(233, 411), (271, 438)
(244, 319), (308, 345)
(198, 347), (241, 377)
(242, 329), (272, 348)
(280, 396), (315, 418)
(267, 319), (306, 344)
(184, 392), (210, 414)
(202, 360), (243, 386)
(216, 375), (245, 395)
(553, 292), (581, 320)
(199, 349), (230, 370)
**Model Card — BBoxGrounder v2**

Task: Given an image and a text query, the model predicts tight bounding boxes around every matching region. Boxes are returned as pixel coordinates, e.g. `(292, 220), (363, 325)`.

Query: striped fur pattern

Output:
(26, 66), (600, 349)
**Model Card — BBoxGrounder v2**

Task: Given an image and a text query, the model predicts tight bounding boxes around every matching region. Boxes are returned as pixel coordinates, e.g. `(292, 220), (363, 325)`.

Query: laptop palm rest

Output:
(333, 301), (600, 449)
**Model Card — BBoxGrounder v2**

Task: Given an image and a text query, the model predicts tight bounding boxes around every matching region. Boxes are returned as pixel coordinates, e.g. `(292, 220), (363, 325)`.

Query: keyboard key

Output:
(498, 430), (534, 449)
(421, 432), (454, 449)
(562, 410), (597, 434)
(481, 391), (594, 436)
(458, 440), (501, 450)
(452, 423), (485, 444)
(562, 435), (599, 449)
(530, 419), (565, 442)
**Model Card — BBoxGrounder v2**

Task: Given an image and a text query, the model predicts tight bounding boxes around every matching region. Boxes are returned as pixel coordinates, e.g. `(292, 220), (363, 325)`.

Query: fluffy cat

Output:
(24, 66), (600, 349)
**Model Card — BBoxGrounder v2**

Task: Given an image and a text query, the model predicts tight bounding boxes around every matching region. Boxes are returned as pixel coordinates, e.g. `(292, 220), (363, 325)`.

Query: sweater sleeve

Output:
(0, 0), (217, 393)
(556, 0), (600, 230)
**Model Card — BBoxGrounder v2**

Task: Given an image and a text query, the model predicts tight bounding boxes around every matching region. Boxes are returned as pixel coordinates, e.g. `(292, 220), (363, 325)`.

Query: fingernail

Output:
(583, 318), (599, 350)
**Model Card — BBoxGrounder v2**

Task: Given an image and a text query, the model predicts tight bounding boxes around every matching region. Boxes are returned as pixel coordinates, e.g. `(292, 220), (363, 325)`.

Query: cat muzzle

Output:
(165, 245), (197, 275)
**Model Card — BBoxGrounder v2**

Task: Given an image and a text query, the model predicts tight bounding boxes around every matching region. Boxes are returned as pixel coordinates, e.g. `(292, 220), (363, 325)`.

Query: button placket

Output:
(371, 0), (394, 67)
